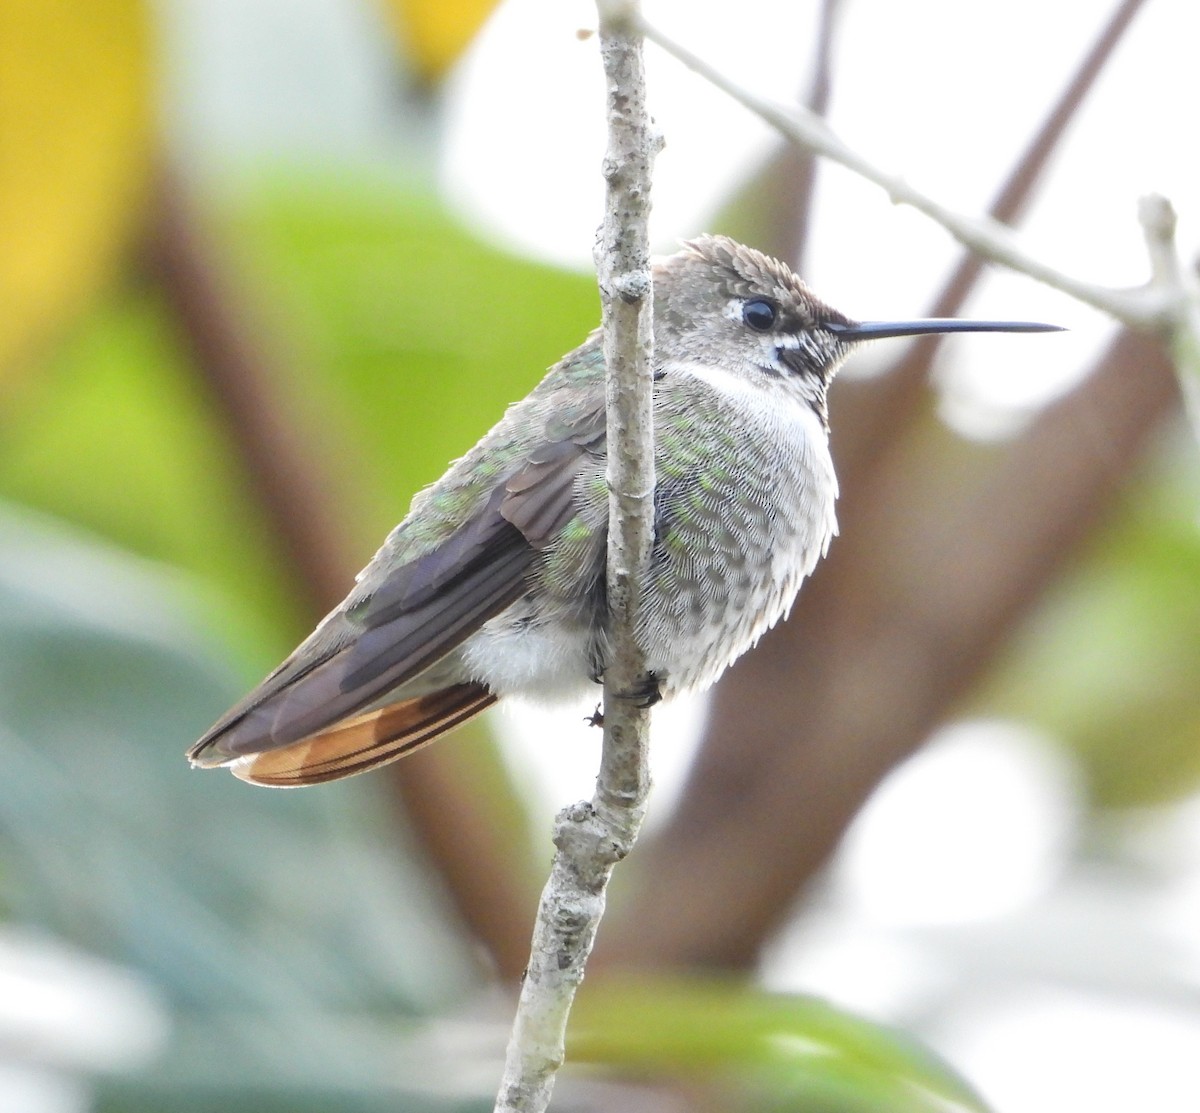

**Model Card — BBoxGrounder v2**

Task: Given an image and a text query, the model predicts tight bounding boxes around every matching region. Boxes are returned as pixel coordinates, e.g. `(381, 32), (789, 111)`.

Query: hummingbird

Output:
(189, 235), (1059, 786)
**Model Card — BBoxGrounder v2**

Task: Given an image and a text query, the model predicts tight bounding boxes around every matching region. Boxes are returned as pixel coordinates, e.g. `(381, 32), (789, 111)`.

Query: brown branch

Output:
(599, 328), (1179, 969)
(729, 0), (844, 267)
(147, 168), (358, 618)
(386, 741), (542, 981)
(147, 166), (535, 979)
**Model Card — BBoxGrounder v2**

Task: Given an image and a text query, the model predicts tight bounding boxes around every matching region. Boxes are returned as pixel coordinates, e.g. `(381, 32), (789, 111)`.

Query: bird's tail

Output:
(209, 682), (496, 787)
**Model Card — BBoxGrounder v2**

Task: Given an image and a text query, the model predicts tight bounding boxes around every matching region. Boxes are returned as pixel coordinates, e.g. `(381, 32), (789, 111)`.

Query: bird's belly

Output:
(638, 428), (837, 695)
(460, 600), (598, 705)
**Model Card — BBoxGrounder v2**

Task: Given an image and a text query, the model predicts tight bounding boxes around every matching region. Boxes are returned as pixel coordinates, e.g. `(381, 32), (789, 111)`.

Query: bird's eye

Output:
(743, 298), (778, 332)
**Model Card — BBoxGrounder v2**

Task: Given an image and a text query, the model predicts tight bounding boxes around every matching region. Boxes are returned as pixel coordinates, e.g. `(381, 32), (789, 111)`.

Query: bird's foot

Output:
(615, 671), (662, 708)
(588, 672), (663, 717)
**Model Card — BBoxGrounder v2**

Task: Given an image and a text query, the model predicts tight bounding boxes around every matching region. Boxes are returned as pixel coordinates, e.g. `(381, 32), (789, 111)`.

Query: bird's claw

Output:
(588, 673), (662, 724)
(615, 672), (662, 708)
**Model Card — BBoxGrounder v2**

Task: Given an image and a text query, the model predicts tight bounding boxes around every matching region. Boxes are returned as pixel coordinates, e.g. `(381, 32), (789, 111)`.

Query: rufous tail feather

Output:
(230, 682), (497, 787)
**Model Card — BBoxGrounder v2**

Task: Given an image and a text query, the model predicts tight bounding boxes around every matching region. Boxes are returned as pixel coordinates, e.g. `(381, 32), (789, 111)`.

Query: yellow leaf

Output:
(0, 0), (155, 380)
(382, 0), (502, 82)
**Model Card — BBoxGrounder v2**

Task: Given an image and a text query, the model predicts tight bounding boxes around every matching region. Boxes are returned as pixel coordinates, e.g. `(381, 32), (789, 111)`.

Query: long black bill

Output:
(828, 319), (1065, 342)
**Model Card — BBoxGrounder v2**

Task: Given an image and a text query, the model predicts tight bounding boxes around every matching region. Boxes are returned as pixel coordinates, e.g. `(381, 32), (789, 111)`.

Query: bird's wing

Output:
(188, 404), (606, 769)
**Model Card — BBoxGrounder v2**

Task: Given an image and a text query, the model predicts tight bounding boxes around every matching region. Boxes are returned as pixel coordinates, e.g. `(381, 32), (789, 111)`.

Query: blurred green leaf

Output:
(218, 174), (600, 549)
(0, 174), (600, 670)
(0, 503), (491, 1104)
(0, 291), (295, 665)
(570, 975), (990, 1113)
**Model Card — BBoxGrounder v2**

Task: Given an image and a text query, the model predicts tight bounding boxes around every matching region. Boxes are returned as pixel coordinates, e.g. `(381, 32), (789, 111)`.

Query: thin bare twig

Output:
(492, 0), (660, 1108)
(1139, 194), (1200, 434)
(838, 0), (1151, 481)
(637, 15), (1182, 333)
